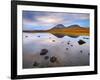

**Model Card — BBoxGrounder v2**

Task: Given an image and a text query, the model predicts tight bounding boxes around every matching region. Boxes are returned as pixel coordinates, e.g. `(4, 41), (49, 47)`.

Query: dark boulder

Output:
(78, 40), (86, 45)
(40, 49), (48, 55)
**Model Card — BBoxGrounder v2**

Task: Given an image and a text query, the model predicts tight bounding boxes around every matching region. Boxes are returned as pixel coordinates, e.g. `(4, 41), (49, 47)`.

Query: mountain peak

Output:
(53, 24), (66, 29)
(67, 24), (80, 28)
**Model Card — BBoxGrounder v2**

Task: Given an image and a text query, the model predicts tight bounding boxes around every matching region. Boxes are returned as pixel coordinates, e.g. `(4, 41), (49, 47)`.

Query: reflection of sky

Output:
(23, 11), (90, 30)
(23, 33), (89, 68)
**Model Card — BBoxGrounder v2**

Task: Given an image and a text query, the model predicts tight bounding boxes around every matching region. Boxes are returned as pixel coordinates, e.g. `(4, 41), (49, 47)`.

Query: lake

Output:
(23, 32), (90, 69)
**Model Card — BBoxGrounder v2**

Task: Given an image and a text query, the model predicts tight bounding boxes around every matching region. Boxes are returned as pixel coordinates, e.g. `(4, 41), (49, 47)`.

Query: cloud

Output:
(36, 16), (62, 24)
(23, 11), (90, 30)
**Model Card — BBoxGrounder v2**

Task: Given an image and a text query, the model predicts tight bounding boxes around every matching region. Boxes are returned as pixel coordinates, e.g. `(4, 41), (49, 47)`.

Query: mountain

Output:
(67, 24), (81, 28)
(66, 24), (87, 29)
(46, 24), (89, 37)
(50, 24), (87, 30)
(51, 24), (66, 29)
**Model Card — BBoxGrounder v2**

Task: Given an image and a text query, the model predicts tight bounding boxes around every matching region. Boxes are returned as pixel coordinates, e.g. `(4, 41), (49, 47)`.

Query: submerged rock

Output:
(80, 50), (83, 53)
(83, 37), (89, 39)
(67, 41), (70, 45)
(52, 40), (55, 42)
(25, 36), (28, 38)
(33, 61), (39, 66)
(37, 36), (40, 37)
(78, 40), (86, 45)
(50, 56), (57, 63)
(71, 45), (73, 47)
(40, 49), (48, 55)
(49, 37), (51, 39)
(61, 41), (64, 44)
(44, 56), (49, 60)
(66, 48), (69, 50)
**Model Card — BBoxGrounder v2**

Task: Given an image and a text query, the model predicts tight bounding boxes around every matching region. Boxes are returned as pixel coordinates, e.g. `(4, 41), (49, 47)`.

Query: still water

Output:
(23, 33), (90, 69)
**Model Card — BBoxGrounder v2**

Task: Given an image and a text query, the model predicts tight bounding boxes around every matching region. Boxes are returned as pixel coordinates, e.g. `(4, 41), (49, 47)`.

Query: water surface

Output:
(23, 33), (90, 68)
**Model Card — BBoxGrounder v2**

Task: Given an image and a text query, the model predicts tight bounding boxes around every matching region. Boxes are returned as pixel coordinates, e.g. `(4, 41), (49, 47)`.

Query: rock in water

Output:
(78, 40), (86, 45)
(50, 56), (57, 63)
(71, 45), (73, 47)
(52, 40), (55, 42)
(40, 49), (48, 55)
(37, 36), (40, 37)
(66, 48), (68, 50)
(80, 50), (83, 53)
(83, 37), (89, 39)
(67, 41), (70, 45)
(25, 36), (28, 38)
(44, 56), (49, 60)
(33, 61), (39, 66)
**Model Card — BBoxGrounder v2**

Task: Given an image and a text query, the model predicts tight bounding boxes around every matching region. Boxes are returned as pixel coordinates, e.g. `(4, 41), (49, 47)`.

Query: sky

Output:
(23, 11), (90, 30)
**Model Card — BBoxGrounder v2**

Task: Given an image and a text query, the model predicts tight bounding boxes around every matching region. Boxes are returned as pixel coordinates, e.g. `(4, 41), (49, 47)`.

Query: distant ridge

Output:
(67, 24), (80, 28)
(50, 24), (87, 30)
(23, 24), (89, 37)
(23, 24), (88, 32)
